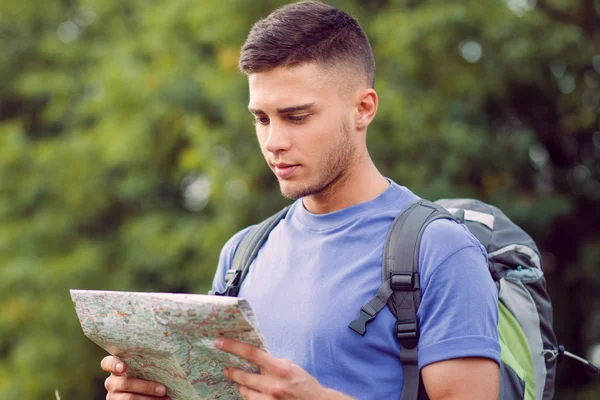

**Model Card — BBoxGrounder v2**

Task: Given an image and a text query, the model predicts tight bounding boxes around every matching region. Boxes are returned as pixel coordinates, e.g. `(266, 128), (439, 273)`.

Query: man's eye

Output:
(254, 117), (270, 126)
(289, 115), (309, 123)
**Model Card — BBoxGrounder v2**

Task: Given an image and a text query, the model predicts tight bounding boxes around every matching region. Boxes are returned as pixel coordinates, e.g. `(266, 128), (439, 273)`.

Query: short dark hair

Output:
(239, 1), (375, 88)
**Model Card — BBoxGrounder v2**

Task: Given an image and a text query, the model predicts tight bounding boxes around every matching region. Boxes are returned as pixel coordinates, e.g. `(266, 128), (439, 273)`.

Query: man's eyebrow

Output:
(248, 107), (265, 115)
(277, 102), (315, 113)
(248, 102), (315, 115)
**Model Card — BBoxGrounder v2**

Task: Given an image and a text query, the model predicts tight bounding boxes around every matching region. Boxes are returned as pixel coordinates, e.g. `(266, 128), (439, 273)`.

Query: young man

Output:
(101, 2), (501, 399)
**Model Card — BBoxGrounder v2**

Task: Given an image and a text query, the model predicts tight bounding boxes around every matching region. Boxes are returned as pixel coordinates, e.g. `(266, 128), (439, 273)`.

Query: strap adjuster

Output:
(225, 269), (241, 286)
(397, 321), (419, 348)
(221, 269), (243, 297)
(391, 272), (419, 290)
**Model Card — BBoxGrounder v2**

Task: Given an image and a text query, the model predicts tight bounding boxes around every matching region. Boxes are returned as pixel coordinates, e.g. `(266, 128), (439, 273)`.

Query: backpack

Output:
(214, 198), (597, 399)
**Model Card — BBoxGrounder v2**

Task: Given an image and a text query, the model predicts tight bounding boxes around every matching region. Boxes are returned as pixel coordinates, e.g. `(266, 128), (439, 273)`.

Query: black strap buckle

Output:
(397, 321), (419, 348)
(391, 272), (419, 290)
(225, 269), (241, 286)
(219, 269), (242, 297)
(348, 308), (376, 336)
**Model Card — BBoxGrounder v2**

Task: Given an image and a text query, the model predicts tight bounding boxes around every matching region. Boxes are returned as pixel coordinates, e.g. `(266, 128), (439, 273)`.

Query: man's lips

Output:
(272, 163), (300, 179)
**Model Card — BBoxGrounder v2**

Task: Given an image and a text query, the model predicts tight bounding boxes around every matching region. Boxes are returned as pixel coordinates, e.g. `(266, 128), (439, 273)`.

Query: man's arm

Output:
(415, 221), (501, 399)
(422, 357), (499, 400)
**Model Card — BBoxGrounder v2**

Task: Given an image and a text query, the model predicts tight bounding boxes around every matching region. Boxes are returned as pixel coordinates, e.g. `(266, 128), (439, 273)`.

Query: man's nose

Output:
(264, 121), (292, 153)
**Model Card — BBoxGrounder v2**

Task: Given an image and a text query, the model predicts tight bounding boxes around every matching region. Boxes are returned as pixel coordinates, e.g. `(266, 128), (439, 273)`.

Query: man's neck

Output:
(302, 154), (389, 215)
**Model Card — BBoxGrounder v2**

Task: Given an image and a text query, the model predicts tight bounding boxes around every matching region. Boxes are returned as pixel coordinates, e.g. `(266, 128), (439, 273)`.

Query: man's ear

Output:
(355, 89), (378, 130)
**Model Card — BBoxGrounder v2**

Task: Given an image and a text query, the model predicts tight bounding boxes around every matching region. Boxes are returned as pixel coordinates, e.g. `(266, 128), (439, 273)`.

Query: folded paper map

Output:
(70, 290), (267, 400)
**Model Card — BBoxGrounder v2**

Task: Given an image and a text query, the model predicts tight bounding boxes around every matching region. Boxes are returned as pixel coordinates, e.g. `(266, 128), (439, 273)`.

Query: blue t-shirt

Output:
(212, 181), (500, 399)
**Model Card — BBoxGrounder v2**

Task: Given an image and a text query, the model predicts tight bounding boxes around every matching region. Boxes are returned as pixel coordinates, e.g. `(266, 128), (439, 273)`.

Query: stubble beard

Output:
(278, 121), (356, 200)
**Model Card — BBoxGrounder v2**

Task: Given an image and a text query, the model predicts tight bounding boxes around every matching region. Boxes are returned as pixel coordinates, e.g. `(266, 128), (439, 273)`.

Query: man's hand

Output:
(101, 355), (170, 400)
(215, 338), (353, 400)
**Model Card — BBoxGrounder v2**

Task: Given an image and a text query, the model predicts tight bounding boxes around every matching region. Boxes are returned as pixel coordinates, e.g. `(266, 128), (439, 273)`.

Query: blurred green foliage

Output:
(0, 0), (599, 398)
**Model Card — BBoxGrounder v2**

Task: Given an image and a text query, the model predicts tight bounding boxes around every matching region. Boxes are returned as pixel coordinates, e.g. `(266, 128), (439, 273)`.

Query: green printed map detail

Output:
(71, 290), (268, 400)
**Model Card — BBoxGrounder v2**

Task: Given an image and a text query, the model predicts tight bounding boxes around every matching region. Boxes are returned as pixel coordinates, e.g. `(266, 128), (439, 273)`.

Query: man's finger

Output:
(105, 374), (167, 397)
(238, 384), (270, 400)
(101, 356), (126, 375)
(215, 338), (275, 371)
(225, 367), (266, 392)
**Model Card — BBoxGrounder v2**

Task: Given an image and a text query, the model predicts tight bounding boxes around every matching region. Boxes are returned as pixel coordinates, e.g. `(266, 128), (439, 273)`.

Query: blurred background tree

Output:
(0, 0), (598, 398)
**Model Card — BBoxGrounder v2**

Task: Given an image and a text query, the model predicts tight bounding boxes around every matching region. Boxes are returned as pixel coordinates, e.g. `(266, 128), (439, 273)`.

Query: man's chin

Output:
(278, 180), (314, 200)
(279, 185), (303, 200)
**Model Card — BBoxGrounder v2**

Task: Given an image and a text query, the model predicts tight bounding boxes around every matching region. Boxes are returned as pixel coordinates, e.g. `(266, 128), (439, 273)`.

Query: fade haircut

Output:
(239, 1), (376, 88)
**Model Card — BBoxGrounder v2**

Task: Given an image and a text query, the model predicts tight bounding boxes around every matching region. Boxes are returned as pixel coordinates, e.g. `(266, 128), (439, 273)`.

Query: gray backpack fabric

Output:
(435, 199), (557, 400)
(215, 198), (596, 399)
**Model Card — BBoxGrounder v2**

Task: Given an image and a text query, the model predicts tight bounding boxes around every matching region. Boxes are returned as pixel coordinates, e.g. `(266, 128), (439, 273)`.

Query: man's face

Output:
(248, 63), (358, 200)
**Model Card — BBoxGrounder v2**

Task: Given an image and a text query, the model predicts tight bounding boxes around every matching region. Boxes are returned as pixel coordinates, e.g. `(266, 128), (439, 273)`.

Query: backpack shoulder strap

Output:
(348, 199), (456, 400)
(386, 200), (455, 400)
(216, 206), (289, 297)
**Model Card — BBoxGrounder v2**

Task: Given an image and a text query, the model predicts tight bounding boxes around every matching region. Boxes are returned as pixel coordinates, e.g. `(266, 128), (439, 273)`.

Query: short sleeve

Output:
(211, 226), (253, 294)
(416, 221), (501, 370)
